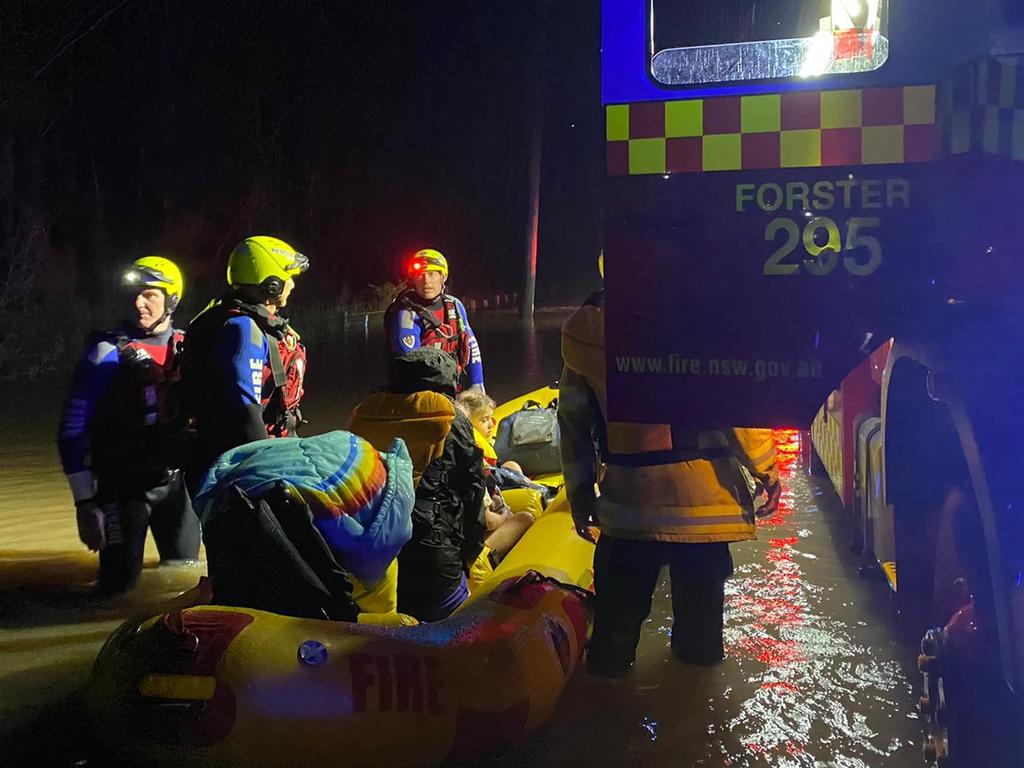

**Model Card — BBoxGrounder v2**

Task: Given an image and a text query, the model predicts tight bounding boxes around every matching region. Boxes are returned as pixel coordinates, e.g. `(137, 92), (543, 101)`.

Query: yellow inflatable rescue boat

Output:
(86, 388), (594, 768)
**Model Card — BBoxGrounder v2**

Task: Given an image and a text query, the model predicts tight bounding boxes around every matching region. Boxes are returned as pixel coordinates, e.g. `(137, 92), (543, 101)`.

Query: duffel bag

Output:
(493, 400), (561, 476)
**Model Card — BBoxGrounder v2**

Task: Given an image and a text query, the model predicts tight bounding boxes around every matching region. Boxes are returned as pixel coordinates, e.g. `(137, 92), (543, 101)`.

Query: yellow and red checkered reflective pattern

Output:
(941, 56), (1024, 160)
(606, 86), (937, 176)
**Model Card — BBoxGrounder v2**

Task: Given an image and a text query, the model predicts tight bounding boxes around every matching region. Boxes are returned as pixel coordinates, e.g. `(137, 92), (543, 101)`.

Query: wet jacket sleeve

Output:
(388, 308), (422, 354)
(455, 300), (484, 389)
(557, 366), (602, 517)
(451, 414), (487, 569)
(729, 428), (779, 486)
(58, 338), (120, 501)
(217, 316), (270, 445)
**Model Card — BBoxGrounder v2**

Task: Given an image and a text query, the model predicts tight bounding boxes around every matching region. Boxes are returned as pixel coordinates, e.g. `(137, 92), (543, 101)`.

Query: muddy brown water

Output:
(0, 310), (922, 766)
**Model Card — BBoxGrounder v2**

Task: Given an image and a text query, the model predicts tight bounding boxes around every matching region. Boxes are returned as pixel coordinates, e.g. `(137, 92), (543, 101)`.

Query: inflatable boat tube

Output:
(86, 389), (594, 768)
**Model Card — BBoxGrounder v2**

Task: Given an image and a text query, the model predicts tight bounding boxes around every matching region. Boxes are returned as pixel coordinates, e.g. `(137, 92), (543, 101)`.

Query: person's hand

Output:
(571, 501), (600, 543)
(756, 480), (783, 518)
(76, 500), (106, 551)
(490, 490), (512, 518)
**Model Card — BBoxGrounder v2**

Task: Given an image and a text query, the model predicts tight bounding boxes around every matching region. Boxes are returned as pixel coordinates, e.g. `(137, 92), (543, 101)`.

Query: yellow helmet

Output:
(121, 256), (184, 311)
(407, 248), (448, 279)
(227, 235), (309, 299)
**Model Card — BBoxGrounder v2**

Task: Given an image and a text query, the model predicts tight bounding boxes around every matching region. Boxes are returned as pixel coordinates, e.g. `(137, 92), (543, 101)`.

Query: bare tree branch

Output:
(34, 0), (131, 80)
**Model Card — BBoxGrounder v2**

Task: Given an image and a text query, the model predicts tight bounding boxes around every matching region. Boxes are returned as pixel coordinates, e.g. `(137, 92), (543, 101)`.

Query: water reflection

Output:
(507, 431), (920, 768)
(0, 320), (920, 767)
(0, 310), (568, 762)
(720, 431), (913, 767)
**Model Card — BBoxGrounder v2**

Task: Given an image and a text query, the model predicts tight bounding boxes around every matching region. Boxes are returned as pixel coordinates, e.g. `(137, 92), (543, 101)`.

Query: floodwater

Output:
(511, 429), (922, 768)
(0, 310), (921, 766)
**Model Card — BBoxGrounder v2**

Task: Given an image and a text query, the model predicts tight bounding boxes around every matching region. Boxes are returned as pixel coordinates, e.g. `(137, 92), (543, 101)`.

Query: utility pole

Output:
(520, 1), (547, 323)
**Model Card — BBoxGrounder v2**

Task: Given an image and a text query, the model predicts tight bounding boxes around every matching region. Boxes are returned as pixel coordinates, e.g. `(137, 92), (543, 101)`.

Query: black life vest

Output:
(90, 327), (185, 477)
(182, 297), (306, 437)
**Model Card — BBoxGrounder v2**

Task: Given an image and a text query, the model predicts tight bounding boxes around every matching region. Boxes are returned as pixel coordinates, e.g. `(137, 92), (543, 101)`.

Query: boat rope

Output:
(509, 569), (595, 606)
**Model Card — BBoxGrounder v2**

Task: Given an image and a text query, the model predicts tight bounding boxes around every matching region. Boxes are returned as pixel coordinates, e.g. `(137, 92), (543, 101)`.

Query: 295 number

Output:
(763, 216), (882, 277)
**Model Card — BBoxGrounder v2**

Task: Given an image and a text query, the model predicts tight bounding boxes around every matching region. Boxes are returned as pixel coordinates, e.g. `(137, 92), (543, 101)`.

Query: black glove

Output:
(75, 499), (106, 551)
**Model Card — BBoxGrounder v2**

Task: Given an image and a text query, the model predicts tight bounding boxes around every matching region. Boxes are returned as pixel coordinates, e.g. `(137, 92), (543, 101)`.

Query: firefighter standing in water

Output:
(384, 249), (484, 392)
(58, 256), (201, 596)
(181, 236), (309, 489)
(558, 255), (782, 676)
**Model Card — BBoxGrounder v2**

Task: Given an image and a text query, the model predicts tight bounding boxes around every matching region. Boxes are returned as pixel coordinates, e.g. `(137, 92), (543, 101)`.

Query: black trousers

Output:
(588, 534), (734, 671)
(97, 469), (201, 595)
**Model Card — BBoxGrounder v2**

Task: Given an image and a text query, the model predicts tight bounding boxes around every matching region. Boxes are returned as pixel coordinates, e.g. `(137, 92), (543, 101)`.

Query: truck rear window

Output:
(651, 0), (890, 85)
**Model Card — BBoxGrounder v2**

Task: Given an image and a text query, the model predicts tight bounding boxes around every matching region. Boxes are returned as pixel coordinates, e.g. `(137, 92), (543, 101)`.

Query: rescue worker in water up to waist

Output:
(384, 248), (484, 393)
(58, 257), (201, 596)
(558, 287), (782, 677)
(181, 236), (309, 488)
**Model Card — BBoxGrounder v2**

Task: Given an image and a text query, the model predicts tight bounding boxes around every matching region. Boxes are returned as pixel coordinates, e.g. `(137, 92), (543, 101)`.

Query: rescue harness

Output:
(385, 291), (472, 379)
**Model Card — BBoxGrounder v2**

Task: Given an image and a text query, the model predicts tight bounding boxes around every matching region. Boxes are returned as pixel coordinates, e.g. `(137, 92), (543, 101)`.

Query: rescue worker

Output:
(558, 279), (782, 677)
(58, 256), (200, 596)
(383, 248), (484, 392)
(181, 235), (309, 488)
(349, 348), (487, 622)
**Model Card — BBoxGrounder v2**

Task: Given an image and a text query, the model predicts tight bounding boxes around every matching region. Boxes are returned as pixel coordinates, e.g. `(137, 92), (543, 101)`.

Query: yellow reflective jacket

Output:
(559, 300), (778, 544)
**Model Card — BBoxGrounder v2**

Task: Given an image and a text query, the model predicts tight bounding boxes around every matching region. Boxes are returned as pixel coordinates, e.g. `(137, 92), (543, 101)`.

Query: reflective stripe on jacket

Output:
(559, 299), (777, 544)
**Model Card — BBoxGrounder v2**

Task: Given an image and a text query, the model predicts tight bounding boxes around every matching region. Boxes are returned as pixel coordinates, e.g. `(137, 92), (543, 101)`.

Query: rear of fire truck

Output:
(601, 1), (1024, 765)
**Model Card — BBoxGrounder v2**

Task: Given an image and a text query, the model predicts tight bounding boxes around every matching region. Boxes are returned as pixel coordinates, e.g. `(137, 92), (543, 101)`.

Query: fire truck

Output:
(601, 1), (1024, 765)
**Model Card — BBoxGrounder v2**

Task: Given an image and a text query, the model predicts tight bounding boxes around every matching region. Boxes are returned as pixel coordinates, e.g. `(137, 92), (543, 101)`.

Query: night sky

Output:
(1, 0), (601, 357)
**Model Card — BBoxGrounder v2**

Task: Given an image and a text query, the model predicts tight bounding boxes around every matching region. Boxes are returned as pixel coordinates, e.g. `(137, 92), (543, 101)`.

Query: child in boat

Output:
(453, 390), (540, 579)
(455, 389), (558, 500)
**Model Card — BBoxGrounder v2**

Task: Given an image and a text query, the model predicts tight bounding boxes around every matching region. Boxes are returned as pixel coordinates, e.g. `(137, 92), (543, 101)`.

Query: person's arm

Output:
(455, 300), (484, 390)
(58, 338), (119, 498)
(729, 428), (782, 516)
(57, 337), (120, 549)
(389, 307), (423, 353)
(452, 414), (487, 568)
(557, 366), (602, 542)
(217, 316), (271, 445)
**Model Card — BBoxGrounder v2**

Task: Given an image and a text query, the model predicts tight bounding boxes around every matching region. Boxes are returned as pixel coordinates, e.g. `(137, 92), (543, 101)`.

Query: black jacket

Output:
(397, 408), (486, 620)
(181, 295), (290, 483)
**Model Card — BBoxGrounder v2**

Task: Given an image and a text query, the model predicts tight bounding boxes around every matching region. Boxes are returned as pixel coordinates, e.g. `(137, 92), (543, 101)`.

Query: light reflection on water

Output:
(0, 311), (567, 763)
(0, 321), (920, 767)
(718, 432), (914, 768)
(508, 430), (920, 768)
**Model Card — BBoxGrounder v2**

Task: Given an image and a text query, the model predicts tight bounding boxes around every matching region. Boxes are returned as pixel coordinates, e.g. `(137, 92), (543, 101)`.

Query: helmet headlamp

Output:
(407, 250), (447, 278)
(121, 265), (172, 292)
